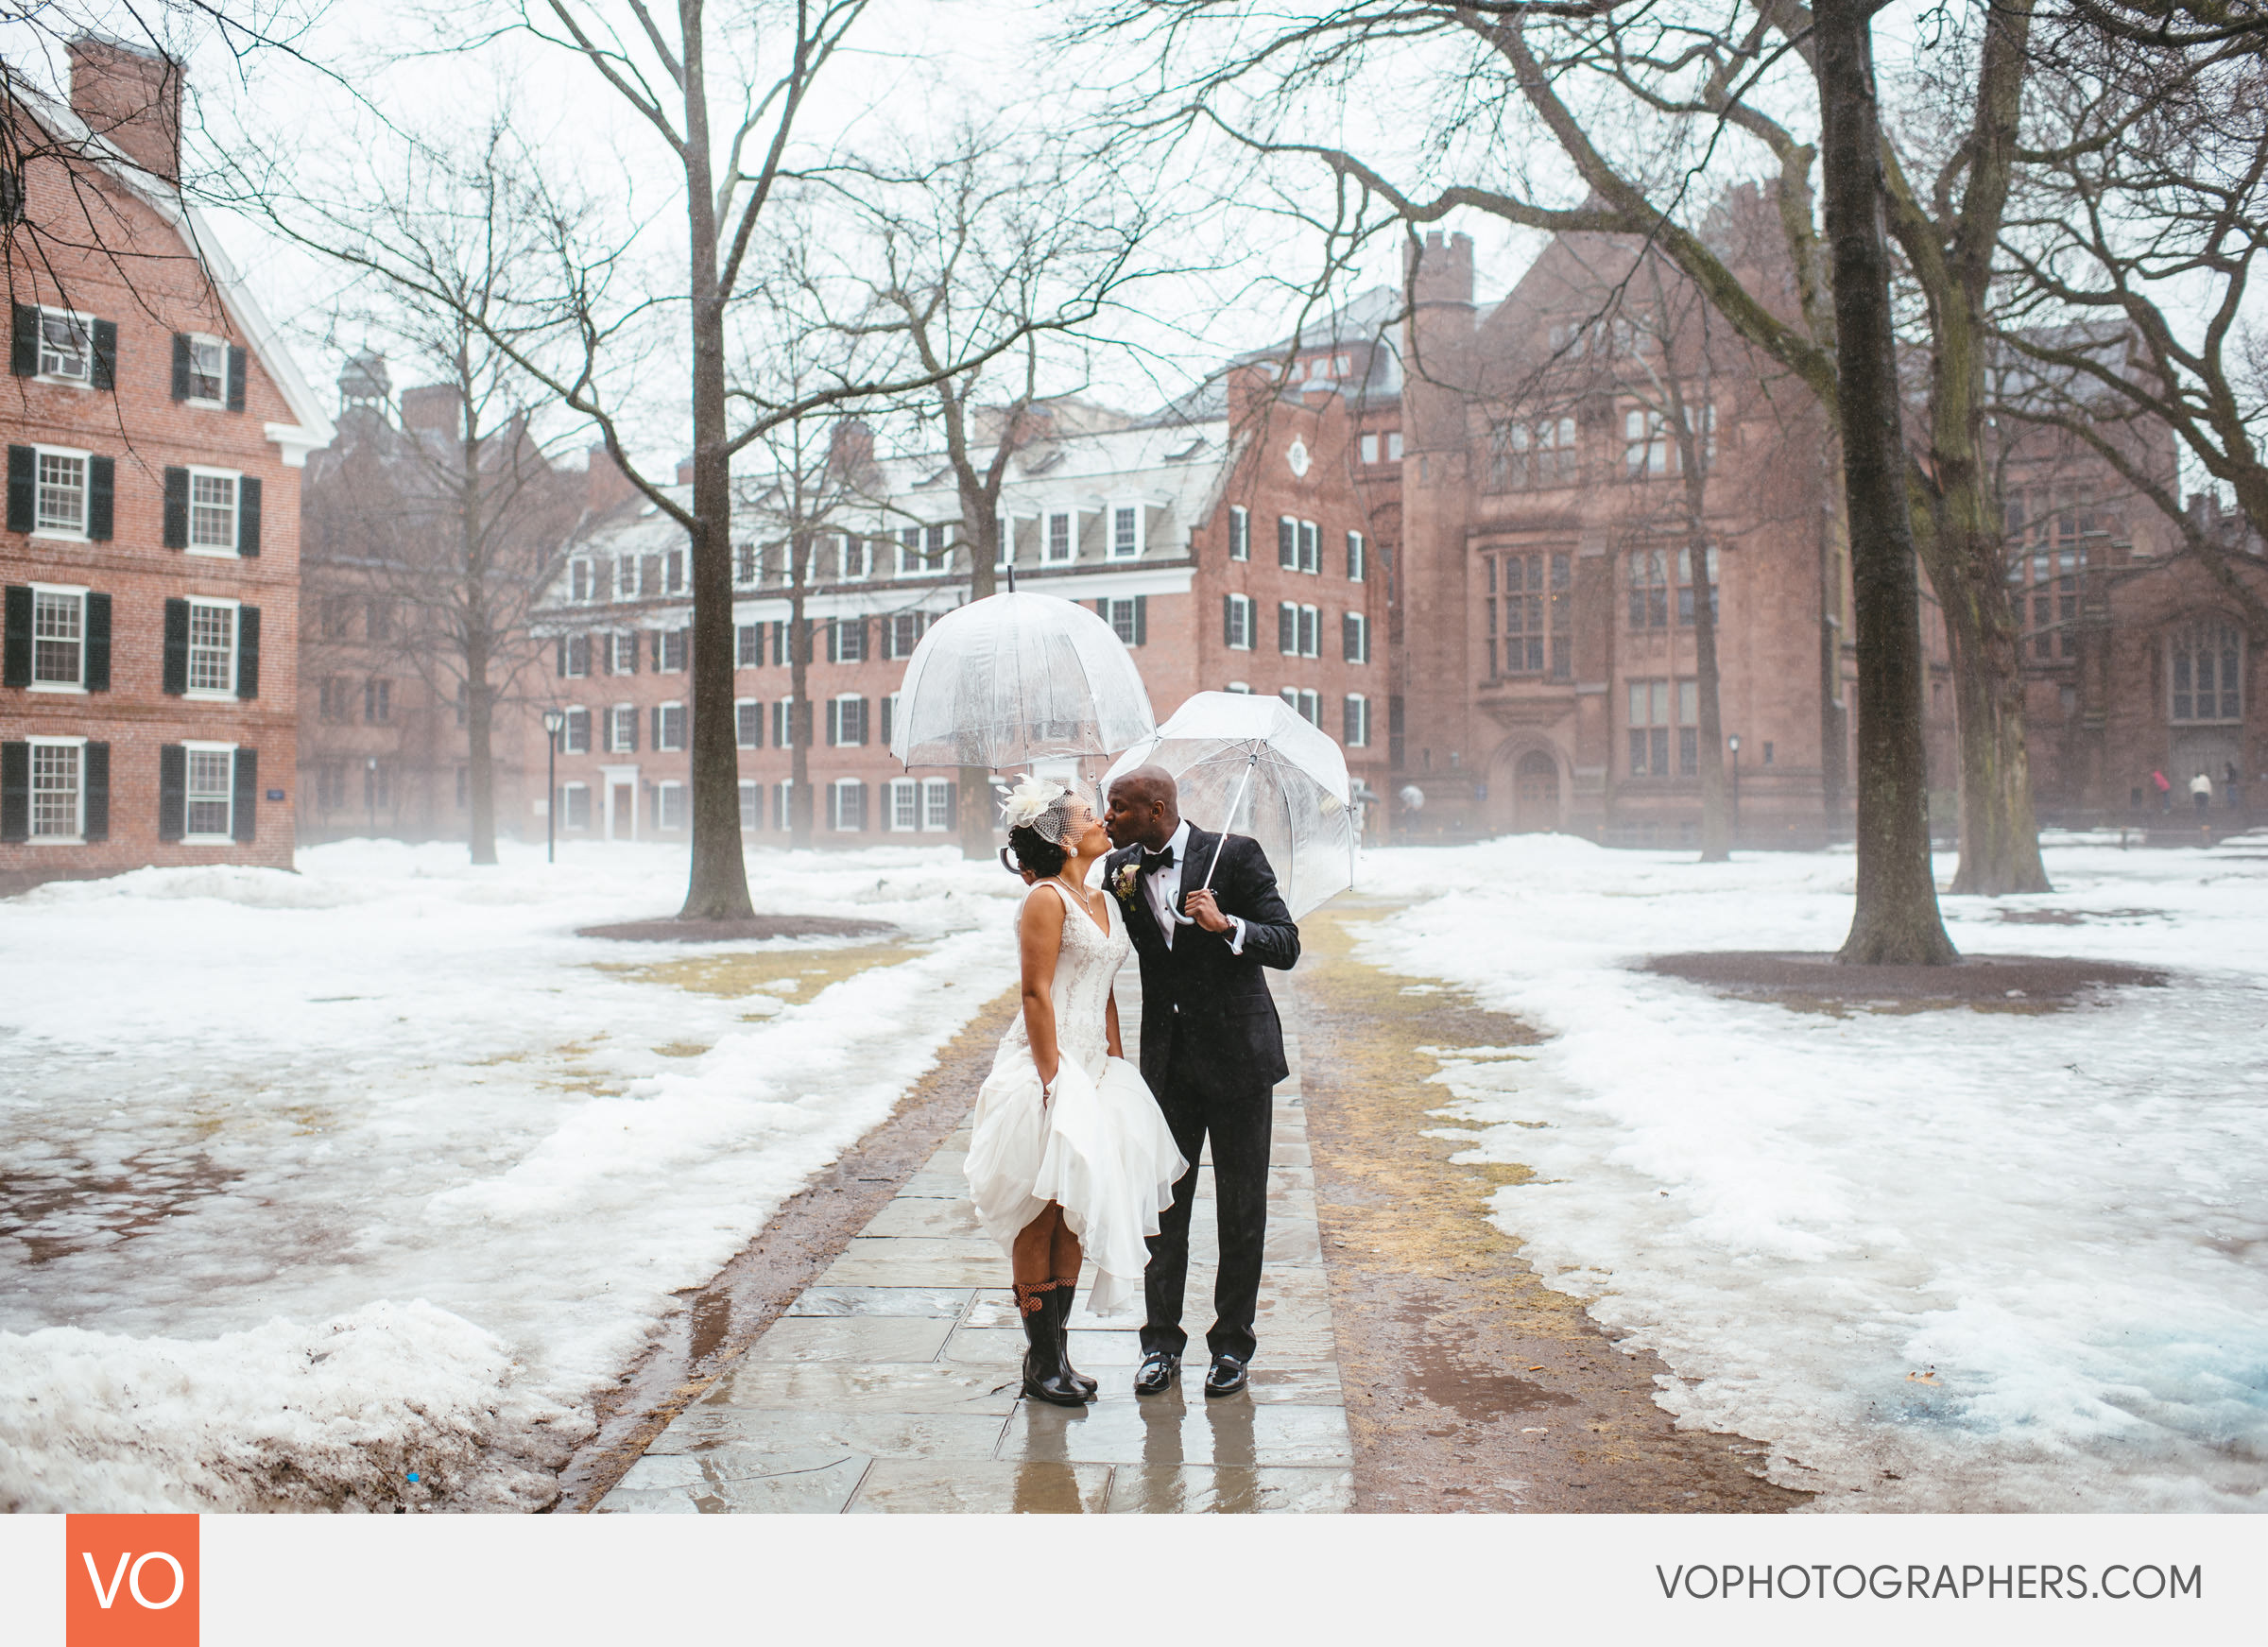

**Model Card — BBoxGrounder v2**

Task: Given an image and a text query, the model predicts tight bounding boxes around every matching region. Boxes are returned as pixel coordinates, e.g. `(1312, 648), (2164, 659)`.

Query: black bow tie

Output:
(1139, 846), (1176, 875)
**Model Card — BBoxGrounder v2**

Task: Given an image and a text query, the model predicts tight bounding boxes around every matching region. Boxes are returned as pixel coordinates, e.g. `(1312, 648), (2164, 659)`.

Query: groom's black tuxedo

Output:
(1105, 826), (1299, 1364)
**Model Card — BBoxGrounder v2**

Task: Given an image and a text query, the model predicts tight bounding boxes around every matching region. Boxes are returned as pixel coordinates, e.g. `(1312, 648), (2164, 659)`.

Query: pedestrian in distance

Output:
(2153, 768), (2173, 813)
(2191, 770), (2214, 816)
(1102, 764), (1301, 1399)
(964, 779), (1185, 1407)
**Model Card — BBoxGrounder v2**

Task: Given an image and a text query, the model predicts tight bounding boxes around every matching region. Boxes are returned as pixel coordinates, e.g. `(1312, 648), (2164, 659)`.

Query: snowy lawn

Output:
(0, 840), (1021, 1512)
(1356, 833), (2268, 1511)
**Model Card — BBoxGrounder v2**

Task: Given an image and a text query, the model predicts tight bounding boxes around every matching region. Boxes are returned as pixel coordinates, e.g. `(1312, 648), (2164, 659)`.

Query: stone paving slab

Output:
(597, 965), (1345, 1515)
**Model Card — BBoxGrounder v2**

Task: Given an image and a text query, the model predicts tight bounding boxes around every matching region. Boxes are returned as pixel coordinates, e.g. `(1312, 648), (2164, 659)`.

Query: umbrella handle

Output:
(1172, 751), (1258, 925)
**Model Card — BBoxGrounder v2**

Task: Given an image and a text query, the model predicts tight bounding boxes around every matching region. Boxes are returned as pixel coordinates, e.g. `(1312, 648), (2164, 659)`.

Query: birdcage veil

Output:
(997, 775), (1077, 844)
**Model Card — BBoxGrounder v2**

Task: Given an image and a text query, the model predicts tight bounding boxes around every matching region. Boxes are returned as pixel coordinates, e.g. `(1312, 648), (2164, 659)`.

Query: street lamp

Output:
(1727, 734), (1742, 845)
(541, 708), (567, 864)
(365, 755), (377, 837)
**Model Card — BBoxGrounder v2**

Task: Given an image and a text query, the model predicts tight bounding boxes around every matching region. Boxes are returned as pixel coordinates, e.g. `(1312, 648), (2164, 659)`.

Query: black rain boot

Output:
(1055, 1279), (1097, 1398)
(1018, 1283), (1087, 1408)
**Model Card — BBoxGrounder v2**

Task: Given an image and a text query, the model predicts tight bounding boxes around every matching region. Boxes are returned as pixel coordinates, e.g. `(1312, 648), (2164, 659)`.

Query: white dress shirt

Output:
(1142, 819), (1246, 953)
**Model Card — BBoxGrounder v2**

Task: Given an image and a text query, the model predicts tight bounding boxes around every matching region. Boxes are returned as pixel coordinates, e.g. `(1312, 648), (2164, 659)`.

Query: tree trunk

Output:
(1815, 0), (1958, 966)
(1817, 448), (1849, 830)
(674, 19), (755, 921)
(789, 567), (813, 849)
(465, 637), (497, 866)
(1929, 516), (2051, 894)
(1691, 535), (1730, 860)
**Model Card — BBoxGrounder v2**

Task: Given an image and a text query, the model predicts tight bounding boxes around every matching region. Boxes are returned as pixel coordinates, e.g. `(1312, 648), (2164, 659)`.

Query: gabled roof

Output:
(7, 78), (335, 466)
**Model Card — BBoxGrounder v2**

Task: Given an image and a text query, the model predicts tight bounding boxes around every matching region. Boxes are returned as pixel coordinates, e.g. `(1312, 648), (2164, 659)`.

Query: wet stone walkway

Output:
(596, 969), (1351, 1513)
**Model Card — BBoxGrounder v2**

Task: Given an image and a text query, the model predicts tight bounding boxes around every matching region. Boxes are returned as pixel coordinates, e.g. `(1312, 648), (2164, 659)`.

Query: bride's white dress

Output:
(965, 879), (1187, 1316)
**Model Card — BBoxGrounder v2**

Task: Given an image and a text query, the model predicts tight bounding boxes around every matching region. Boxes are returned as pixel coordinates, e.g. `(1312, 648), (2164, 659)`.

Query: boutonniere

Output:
(1111, 862), (1142, 907)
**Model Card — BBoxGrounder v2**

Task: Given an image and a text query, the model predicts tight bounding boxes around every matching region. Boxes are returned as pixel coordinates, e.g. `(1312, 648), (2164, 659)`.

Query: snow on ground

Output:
(1356, 833), (2268, 1511)
(0, 840), (1020, 1511)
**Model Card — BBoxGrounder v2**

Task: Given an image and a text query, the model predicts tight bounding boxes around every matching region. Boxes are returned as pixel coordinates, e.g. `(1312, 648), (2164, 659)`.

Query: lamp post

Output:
(1727, 733), (1742, 847)
(541, 708), (566, 864)
(365, 755), (377, 837)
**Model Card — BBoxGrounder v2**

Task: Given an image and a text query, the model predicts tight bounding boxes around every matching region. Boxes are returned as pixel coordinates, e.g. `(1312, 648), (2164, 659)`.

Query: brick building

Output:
(527, 381), (1389, 845)
(296, 352), (580, 845)
(1, 41), (332, 891)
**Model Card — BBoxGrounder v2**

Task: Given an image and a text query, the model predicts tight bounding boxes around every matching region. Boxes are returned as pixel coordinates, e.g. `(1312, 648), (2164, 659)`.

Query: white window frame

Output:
(27, 582), (88, 692)
(1228, 505), (1249, 562)
(1298, 520), (1321, 575)
(839, 533), (869, 581)
(1227, 592), (1254, 652)
(560, 781), (592, 832)
(1108, 502), (1144, 561)
(1387, 431), (1404, 461)
(1299, 603), (1320, 659)
(922, 777), (954, 832)
(1347, 531), (1366, 583)
(610, 703), (638, 753)
(995, 517), (1014, 571)
(562, 706), (592, 755)
(1300, 688), (1320, 726)
(610, 630), (639, 675)
(184, 595), (241, 701)
(1045, 511), (1074, 564)
(899, 523), (950, 578)
(616, 553), (641, 598)
(830, 776), (867, 832)
(570, 558), (593, 602)
(1226, 680), (1252, 695)
(664, 549), (686, 594)
(829, 692), (868, 747)
(31, 444), (90, 539)
(773, 696), (797, 748)
(26, 733), (88, 842)
(186, 466), (242, 558)
(1359, 433), (1380, 465)
(1345, 610), (1369, 664)
(181, 740), (238, 843)
(657, 780), (688, 831)
(183, 333), (228, 406)
(1344, 694), (1371, 747)
(886, 776), (920, 832)
(656, 700), (688, 751)
(833, 616), (867, 664)
(34, 305), (94, 386)
(735, 696), (763, 749)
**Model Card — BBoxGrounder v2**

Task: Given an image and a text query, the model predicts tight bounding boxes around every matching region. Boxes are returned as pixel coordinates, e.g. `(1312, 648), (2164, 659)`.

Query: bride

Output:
(965, 778), (1186, 1407)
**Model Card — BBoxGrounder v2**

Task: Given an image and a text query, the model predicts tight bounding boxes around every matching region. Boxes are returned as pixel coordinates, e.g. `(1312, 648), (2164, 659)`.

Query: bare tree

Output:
(1999, 8), (2268, 627)
(1088, 0), (1958, 953)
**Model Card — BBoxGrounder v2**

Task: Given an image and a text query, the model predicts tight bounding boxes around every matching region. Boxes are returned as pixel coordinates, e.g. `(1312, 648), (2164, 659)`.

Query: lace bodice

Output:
(1001, 879), (1128, 1077)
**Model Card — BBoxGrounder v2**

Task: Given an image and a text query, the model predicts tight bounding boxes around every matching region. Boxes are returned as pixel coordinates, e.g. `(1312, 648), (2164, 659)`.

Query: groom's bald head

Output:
(1106, 765), (1179, 850)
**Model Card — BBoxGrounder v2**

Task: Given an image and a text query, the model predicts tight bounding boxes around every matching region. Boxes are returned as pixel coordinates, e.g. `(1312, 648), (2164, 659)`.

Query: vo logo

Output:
(65, 1516), (198, 1646)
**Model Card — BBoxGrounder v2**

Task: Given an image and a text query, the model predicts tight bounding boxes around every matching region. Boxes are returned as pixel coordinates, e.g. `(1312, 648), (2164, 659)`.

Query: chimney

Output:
(68, 36), (183, 185)
(586, 443), (637, 514)
(828, 419), (876, 476)
(400, 385), (465, 440)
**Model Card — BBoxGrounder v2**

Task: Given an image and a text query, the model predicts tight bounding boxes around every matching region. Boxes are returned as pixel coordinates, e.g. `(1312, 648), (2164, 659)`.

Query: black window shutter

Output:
(232, 747), (258, 842)
(162, 597), (190, 695)
(825, 699), (839, 746)
(82, 741), (110, 840)
(87, 455), (113, 540)
(91, 319), (116, 390)
(625, 629), (639, 674)
(626, 710), (639, 752)
(556, 636), (567, 678)
(7, 446), (32, 533)
(2, 585), (29, 687)
(84, 591), (112, 690)
(1134, 595), (1147, 646)
(855, 697), (868, 746)
(1279, 516), (1297, 568)
(237, 476), (261, 557)
(0, 741), (26, 840)
(879, 695), (892, 747)
(651, 630), (662, 671)
(9, 305), (36, 378)
(1223, 593), (1233, 647)
(172, 333), (192, 401)
(226, 345), (248, 412)
(1343, 612), (1356, 662)
(1279, 602), (1295, 654)
(650, 705), (662, 748)
(163, 467), (189, 548)
(236, 605), (260, 699)
(157, 745), (186, 840)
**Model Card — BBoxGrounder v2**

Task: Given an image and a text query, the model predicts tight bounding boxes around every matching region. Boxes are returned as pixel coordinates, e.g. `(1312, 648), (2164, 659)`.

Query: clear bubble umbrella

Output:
(889, 588), (1157, 769)
(1103, 691), (1357, 919)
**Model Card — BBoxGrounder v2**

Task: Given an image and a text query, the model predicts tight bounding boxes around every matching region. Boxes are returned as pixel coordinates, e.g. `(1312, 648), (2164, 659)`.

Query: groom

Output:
(1103, 765), (1299, 1397)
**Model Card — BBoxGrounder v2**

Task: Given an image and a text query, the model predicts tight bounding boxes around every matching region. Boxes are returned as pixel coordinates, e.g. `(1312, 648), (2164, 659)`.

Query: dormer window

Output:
(185, 335), (227, 403)
(39, 310), (92, 381)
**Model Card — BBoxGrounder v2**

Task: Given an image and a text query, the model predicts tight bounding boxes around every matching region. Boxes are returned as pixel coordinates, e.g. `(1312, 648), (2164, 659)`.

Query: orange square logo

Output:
(65, 1515), (198, 1647)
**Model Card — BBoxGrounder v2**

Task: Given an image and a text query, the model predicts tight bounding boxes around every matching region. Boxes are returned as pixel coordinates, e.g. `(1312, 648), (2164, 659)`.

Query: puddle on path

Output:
(592, 943), (925, 1015)
(1, 1151), (244, 1265)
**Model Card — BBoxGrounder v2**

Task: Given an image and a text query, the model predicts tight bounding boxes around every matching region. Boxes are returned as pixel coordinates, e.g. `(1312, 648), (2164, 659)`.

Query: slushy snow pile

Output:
(1357, 834), (2268, 1511)
(0, 840), (1018, 1512)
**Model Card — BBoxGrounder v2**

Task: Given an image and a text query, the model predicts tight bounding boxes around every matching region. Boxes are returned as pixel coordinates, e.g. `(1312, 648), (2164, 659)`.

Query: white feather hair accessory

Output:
(996, 774), (1075, 842)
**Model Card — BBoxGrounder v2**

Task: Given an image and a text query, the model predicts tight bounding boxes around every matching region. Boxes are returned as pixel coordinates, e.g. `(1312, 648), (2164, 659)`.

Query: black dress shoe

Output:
(1204, 1353), (1249, 1398)
(1133, 1349), (1179, 1396)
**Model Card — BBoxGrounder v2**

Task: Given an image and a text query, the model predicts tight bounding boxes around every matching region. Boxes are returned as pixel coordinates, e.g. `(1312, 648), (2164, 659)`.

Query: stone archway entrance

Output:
(1514, 750), (1560, 832)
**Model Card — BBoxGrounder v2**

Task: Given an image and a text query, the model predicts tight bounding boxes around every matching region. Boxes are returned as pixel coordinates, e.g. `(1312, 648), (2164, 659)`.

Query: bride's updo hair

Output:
(996, 776), (1079, 881)
(1004, 824), (1070, 880)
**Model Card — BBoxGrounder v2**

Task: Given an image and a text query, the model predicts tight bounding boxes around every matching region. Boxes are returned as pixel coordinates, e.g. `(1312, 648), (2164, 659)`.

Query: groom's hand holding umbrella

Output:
(1181, 888), (1232, 934)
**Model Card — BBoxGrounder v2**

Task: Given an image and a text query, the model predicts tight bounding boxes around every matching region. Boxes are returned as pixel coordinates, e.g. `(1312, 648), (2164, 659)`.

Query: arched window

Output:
(2169, 619), (2242, 724)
